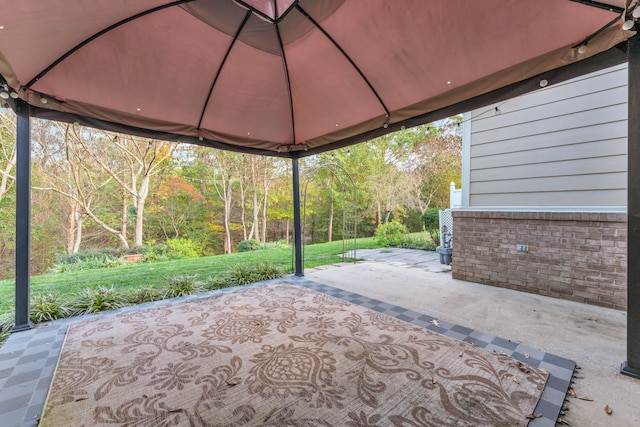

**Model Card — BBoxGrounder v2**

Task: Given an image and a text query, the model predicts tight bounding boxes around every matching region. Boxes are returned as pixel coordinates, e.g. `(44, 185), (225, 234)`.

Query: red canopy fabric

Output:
(0, 0), (633, 156)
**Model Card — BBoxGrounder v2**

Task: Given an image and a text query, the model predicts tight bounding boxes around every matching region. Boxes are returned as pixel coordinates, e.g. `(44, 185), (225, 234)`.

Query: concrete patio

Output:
(0, 248), (637, 426)
(305, 248), (640, 426)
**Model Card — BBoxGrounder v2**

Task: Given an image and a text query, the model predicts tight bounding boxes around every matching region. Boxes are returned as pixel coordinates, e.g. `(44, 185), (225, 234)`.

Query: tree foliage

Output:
(0, 112), (461, 279)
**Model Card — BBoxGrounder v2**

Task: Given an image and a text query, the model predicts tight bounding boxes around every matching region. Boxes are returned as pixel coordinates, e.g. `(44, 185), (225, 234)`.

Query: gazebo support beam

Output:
(12, 99), (33, 333)
(622, 33), (640, 379)
(292, 157), (303, 276)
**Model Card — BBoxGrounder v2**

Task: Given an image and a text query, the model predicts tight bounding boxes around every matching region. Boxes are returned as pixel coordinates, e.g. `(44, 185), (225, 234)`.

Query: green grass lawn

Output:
(0, 238), (382, 316)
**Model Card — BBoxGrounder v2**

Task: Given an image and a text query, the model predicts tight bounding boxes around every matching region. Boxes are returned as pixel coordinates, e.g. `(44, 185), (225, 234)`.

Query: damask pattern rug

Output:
(40, 283), (548, 426)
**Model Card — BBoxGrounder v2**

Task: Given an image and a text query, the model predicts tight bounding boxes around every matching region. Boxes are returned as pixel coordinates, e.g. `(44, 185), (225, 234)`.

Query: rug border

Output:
(38, 323), (73, 426)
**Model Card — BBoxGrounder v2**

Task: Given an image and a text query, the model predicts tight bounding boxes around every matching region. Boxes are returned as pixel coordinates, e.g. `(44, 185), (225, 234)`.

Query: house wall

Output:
(466, 63), (627, 208)
(452, 211), (627, 310)
(455, 63), (628, 310)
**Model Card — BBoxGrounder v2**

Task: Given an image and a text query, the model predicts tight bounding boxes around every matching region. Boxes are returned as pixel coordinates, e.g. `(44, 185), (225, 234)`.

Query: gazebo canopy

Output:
(0, 0), (633, 157)
(4, 0), (640, 382)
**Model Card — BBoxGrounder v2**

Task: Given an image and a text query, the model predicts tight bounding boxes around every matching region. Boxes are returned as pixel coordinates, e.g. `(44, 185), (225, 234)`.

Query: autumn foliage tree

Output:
(148, 176), (205, 239)
(0, 114), (461, 276)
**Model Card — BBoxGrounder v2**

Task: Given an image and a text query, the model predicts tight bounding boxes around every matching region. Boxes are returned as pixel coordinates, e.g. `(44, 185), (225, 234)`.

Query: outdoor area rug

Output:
(40, 282), (548, 426)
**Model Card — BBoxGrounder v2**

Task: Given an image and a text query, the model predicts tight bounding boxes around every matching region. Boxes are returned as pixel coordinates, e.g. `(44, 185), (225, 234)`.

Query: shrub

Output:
(398, 235), (437, 251)
(205, 262), (286, 289)
(429, 229), (441, 247)
(162, 274), (203, 298)
(374, 221), (408, 247)
(141, 244), (173, 262)
(238, 239), (261, 252)
(30, 291), (72, 323)
(55, 248), (119, 265)
(166, 238), (203, 259)
(252, 262), (286, 280)
(71, 286), (127, 315)
(203, 275), (232, 291)
(127, 285), (164, 304)
(141, 240), (203, 262)
(227, 263), (261, 285)
(262, 240), (290, 250)
(0, 312), (15, 339)
(420, 208), (441, 231)
(49, 248), (131, 273)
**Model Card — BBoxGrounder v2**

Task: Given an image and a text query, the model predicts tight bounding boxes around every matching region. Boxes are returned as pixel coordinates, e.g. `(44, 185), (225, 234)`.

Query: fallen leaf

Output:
(558, 418), (571, 425)
(586, 317), (598, 321)
(74, 397), (88, 402)
(513, 376), (520, 384)
(516, 361), (531, 373)
(568, 387), (576, 397)
(526, 413), (542, 419)
(576, 396), (593, 402)
(605, 405), (613, 415)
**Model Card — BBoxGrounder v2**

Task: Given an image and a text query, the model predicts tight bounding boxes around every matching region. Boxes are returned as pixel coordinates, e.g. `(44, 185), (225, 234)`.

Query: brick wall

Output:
(451, 211), (627, 310)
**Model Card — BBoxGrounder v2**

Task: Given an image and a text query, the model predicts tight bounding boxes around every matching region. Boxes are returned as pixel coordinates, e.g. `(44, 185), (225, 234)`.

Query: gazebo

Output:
(1, 0), (639, 377)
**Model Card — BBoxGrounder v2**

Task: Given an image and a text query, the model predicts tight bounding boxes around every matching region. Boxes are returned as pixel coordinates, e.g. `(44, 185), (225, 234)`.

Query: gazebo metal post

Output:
(622, 34), (640, 379)
(12, 99), (33, 332)
(292, 157), (303, 276)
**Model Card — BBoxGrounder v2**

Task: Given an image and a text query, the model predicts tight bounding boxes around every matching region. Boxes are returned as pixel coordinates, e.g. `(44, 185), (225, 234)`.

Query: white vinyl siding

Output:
(466, 63), (627, 209)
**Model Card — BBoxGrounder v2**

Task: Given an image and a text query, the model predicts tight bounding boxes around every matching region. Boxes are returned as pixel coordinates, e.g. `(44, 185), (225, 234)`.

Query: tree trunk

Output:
(134, 174), (150, 247)
(72, 212), (84, 253)
(85, 207), (130, 248)
(67, 198), (77, 254)
(223, 178), (233, 254)
(121, 188), (128, 242)
(376, 201), (381, 227)
(261, 183), (268, 243)
(249, 157), (260, 243)
(286, 218), (290, 244)
(0, 145), (15, 203)
(239, 174), (248, 240)
(328, 198), (334, 242)
(252, 189), (260, 242)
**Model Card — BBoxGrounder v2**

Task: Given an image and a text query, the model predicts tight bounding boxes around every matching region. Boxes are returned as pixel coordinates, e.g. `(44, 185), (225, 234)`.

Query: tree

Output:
(32, 123), (129, 249)
(193, 148), (239, 254)
(258, 156), (284, 243)
(0, 108), (16, 277)
(0, 109), (16, 203)
(73, 131), (175, 247)
(364, 132), (413, 225)
(149, 176), (205, 239)
(404, 119), (462, 217)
